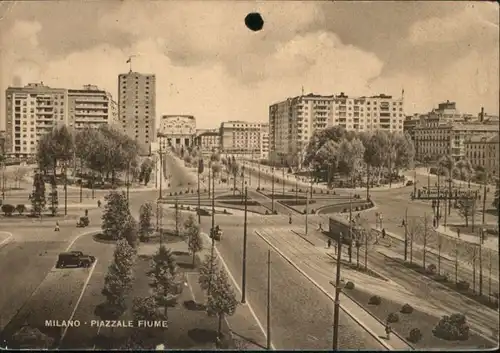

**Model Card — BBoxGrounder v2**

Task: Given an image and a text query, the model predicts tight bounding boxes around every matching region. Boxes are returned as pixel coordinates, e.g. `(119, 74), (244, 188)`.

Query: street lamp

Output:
(332, 231), (344, 350)
(271, 166), (275, 213)
(241, 187), (248, 303)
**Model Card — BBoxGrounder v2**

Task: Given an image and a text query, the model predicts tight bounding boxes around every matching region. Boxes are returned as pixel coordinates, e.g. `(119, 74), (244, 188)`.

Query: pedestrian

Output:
(401, 218), (405, 227)
(382, 228), (386, 239)
(457, 228), (461, 239)
(55, 221), (60, 232)
(385, 322), (392, 339)
(289, 214), (292, 224)
(433, 218), (437, 228)
(327, 238), (331, 248)
(318, 223), (323, 231)
(97, 200), (101, 208)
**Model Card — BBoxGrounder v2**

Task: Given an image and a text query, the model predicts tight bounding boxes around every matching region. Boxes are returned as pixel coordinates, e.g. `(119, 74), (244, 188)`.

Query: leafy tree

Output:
(148, 245), (183, 320)
(99, 239), (136, 327)
(124, 215), (140, 249)
(493, 181), (499, 229)
(139, 158), (154, 185)
(10, 326), (54, 349)
(131, 295), (162, 342)
(303, 126), (346, 167)
(101, 191), (131, 240)
(229, 163), (239, 195)
(36, 125), (74, 176)
(455, 159), (474, 188)
(206, 269), (239, 343)
(49, 177), (58, 216)
(457, 197), (477, 228)
(199, 253), (220, 292)
(184, 215), (203, 266)
(364, 130), (390, 183)
(12, 166), (28, 189)
(139, 202), (154, 242)
(30, 172), (46, 217)
(337, 138), (365, 185)
(393, 133), (415, 172)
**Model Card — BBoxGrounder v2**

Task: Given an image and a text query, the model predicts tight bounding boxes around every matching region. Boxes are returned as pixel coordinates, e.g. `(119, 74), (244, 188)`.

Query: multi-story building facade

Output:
(118, 72), (156, 155)
(157, 115), (196, 151)
(465, 134), (499, 176)
(411, 104), (499, 162)
(260, 123), (269, 160)
(269, 92), (405, 162)
(195, 131), (220, 153)
(413, 121), (498, 162)
(68, 85), (119, 130)
(4, 82), (68, 158)
(220, 120), (262, 158)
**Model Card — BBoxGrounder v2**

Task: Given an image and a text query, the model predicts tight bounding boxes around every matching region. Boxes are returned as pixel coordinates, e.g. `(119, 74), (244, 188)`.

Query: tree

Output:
(457, 197), (476, 228)
(199, 253), (220, 292)
(30, 172), (46, 217)
(206, 268), (239, 343)
(12, 166), (28, 189)
(139, 158), (154, 185)
(303, 126), (346, 167)
(394, 133), (415, 173)
(337, 138), (365, 186)
(364, 130), (390, 183)
(131, 295), (162, 342)
(493, 181), (499, 213)
(36, 125), (74, 176)
(10, 326), (54, 349)
(99, 239), (136, 328)
(48, 177), (58, 216)
(185, 215), (203, 266)
(421, 214), (433, 268)
(139, 202), (154, 242)
(148, 245), (184, 321)
(229, 163), (239, 195)
(455, 159), (474, 188)
(406, 217), (423, 265)
(101, 191), (131, 240)
(123, 215), (140, 249)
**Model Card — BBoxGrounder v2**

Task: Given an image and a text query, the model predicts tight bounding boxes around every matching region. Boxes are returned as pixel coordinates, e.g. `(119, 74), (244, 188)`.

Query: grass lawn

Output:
(93, 253), (235, 349)
(344, 287), (496, 349)
(168, 199), (269, 215)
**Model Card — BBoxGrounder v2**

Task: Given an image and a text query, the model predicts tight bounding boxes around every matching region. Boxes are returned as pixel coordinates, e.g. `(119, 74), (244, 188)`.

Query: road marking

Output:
(254, 230), (396, 351)
(0, 232), (13, 248)
(200, 232), (276, 350)
(60, 259), (98, 342)
(66, 229), (100, 251)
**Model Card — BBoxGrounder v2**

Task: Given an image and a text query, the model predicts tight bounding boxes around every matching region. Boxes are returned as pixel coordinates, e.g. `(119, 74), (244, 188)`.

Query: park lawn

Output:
(94, 253), (234, 349)
(344, 287), (496, 350)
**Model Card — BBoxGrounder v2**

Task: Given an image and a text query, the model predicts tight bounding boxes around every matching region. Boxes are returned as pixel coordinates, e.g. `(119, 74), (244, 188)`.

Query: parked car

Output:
(56, 251), (95, 268)
(406, 180), (414, 186)
(76, 216), (90, 227)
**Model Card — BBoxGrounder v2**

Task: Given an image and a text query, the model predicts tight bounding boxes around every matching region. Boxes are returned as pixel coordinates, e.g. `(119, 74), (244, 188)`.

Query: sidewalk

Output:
(434, 225), (498, 251)
(414, 168), (494, 188)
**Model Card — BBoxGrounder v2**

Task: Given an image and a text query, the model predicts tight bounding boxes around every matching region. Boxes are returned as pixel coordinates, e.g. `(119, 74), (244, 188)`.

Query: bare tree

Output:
(13, 167), (29, 189)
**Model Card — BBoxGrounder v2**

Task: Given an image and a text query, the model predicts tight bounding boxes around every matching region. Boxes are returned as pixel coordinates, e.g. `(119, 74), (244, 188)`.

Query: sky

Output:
(0, 0), (498, 130)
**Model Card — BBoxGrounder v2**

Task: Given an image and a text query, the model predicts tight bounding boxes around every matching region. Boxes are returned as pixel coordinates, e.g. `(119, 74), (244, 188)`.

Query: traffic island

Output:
(342, 286), (496, 349)
(91, 252), (236, 350)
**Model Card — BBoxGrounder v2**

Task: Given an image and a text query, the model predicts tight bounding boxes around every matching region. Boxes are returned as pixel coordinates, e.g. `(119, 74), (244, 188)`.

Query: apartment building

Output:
(4, 82), (68, 158)
(269, 92), (404, 162)
(260, 123), (269, 160)
(68, 85), (119, 130)
(195, 131), (220, 153)
(118, 72), (156, 155)
(157, 115), (196, 151)
(220, 120), (262, 158)
(465, 134), (499, 176)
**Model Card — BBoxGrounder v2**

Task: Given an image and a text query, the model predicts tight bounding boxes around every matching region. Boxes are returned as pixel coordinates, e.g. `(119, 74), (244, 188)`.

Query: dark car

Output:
(56, 251), (95, 268)
(406, 180), (414, 186)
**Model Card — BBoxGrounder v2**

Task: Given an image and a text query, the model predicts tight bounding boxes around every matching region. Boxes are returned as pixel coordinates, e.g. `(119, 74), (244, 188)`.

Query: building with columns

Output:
(157, 115), (196, 151)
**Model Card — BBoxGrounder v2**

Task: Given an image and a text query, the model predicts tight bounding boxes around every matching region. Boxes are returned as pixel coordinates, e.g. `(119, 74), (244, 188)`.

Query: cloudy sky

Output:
(0, 0), (498, 130)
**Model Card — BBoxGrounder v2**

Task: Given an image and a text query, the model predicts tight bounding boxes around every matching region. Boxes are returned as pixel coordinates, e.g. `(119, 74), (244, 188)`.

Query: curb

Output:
(254, 230), (408, 351)
(376, 251), (499, 345)
(0, 231), (14, 248)
(338, 286), (415, 349)
(290, 229), (315, 246)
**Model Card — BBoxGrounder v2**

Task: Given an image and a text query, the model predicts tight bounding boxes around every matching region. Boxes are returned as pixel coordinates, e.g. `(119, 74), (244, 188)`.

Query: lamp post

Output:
(64, 162), (68, 216)
(241, 187), (248, 303)
(258, 161), (261, 189)
(266, 248), (272, 351)
(208, 170), (216, 296)
(271, 166), (275, 213)
(332, 232), (343, 350)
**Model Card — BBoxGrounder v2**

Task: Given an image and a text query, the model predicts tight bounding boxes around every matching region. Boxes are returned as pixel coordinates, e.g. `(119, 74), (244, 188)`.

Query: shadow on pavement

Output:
(229, 329), (266, 349)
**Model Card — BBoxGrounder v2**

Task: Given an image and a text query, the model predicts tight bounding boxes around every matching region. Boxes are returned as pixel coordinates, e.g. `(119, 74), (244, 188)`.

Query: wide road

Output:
(169, 155), (387, 350)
